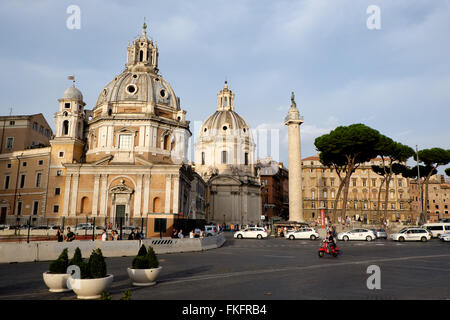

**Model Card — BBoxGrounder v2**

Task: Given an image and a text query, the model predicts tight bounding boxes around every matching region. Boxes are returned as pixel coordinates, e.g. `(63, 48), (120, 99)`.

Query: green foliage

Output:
(100, 291), (112, 300)
(137, 244), (147, 257)
(49, 248), (69, 274)
(417, 148), (450, 167)
(120, 290), (132, 300)
(88, 249), (107, 279)
(132, 246), (159, 269)
(70, 247), (83, 266)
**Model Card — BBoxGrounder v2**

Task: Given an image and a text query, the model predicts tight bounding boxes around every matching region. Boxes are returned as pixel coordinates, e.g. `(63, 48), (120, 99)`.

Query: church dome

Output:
(93, 23), (179, 111)
(200, 81), (251, 137)
(94, 71), (178, 110)
(62, 85), (83, 101)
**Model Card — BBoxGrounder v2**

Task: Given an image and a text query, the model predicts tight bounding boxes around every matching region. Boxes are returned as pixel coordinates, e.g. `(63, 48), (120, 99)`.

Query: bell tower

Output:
(217, 81), (235, 111)
(51, 80), (86, 164)
(126, 22), (159, 73)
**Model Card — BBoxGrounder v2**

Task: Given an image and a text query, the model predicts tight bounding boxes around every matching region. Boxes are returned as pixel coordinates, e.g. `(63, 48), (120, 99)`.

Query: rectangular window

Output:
(56, 170), (62, 176)
(17, 201), (23, 215)
(372, 179), (377, 187)
(22, 162), (27, 167)
(33, 122), (38, 130)
(55, 187), (61, 195)
(221, 151), (227, 164)
(58, 151), (64, 158)
(244, 152), (249, 166)
(6, 137), (14, 149)
(9, 120), (15, 125)
(53, 205), (59, 213)
(330, 178), (335, 187)
(352, 178), (357, 187)
(119, 134), (133, 149)
(362, 179), (367, 187)
(7, 163), (11, 168)
(201, 152), (205, 165)
(311, 202), (315, 209)
(35, 172), (42, 187)
(398, 179), (403, 187)
(4, 175), (10, 190)
(154, 218), (167, 233)
(64, 103), (70, 108)
(39, 126), (44, 134)
(20, 174), (26, 188)
(38, 160), (43, 165)
(32, 201), (39, 215)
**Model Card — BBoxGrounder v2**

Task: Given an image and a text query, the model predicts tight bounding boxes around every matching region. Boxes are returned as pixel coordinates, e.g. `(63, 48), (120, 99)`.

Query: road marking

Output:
(156, 253), (450, 287)
(263, 255), (296, 259)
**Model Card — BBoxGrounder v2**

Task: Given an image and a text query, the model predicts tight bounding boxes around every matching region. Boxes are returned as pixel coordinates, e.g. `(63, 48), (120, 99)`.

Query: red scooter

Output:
(318, 240), (339, 258)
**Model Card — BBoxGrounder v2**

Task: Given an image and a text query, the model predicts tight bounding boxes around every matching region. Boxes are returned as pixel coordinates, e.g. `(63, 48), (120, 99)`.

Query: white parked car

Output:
(438, 232), (450, 242)
(390, 228), (431, 242)
(337, 228), (377, 241)
(234, 227), (268, 239)
(422, 223), (450, 238)
(285, 228), (319, 240)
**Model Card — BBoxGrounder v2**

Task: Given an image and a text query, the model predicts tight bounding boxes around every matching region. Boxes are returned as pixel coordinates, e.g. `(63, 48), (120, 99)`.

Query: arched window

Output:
(153, 197), (161, 213)
(139, 50), (143, 62)
(164, 135), (170, 150)
(80, 197), (89, 214)
(63, 120), (69, 135)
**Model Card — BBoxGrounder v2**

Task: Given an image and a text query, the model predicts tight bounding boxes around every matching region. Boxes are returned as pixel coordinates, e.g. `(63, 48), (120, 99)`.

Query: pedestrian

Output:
(189, 230), (195, 238)
(107, 222), (111, 230)
(128, 228), (136, 240)
(101, 228), (107, 241)
(171, 229), (178, 239)
(178, 229), (184, 238)
(65, 227), (75, 242)
(136, 227), (143, 240)
(112, 230), (119, 240)
(56, 227), (64, 242)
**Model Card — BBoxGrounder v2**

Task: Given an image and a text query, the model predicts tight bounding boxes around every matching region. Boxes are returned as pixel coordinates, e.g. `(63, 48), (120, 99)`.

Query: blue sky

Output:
(0, 0), (449, 173)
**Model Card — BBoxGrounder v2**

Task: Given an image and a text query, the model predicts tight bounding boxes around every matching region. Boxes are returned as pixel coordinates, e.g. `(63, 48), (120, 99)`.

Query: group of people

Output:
(171, 228), (206, 239)
(56, 226), (144, 242)
(56, 227), (75, 242)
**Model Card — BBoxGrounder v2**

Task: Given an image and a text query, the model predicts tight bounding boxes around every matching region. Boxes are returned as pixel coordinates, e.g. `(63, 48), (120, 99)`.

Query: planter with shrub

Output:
(67, 248), (114, 299)
(127, 245), (162, 286)
(42, 248), (71, 292)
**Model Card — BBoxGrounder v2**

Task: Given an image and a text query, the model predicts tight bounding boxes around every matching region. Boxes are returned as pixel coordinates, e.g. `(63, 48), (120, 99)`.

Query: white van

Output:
(423, 223), (450, 238)
(204, 225), (218, 236)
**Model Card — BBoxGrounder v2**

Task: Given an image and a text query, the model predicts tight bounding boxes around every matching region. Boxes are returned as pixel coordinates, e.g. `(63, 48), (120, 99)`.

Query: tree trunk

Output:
(384, 173), (393, 226)
(340, 161), (354, 222)
(332, 171), (345, 222)
(376, 177), (386, 225)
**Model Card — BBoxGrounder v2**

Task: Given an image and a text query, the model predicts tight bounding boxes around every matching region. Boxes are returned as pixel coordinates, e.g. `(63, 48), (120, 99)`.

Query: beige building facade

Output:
(0, 25), (205, 237)
(301, 155), (416, 224)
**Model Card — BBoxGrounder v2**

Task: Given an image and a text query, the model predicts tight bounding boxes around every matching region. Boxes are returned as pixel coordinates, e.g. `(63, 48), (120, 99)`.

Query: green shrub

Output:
(49, 248), (69, 274)
(88, 249), (107, 279)
(131, 246), (158, 269)
(120, 290), (132, 300)
(146, 246), (159, 269)
(70, 247), (83, 266)
(100, 291), (112, 300)
(137, 244), (147, 256)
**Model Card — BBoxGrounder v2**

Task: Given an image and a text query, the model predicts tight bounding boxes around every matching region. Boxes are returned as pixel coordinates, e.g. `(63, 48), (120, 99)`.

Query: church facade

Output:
(0, 25), (206, 237)
(195, 82), (262, 226)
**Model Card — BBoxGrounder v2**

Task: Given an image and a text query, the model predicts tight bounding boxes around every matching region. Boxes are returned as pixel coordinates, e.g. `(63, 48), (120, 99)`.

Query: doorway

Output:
(0, 207), (6, 224)
(115, 205), (126, 225)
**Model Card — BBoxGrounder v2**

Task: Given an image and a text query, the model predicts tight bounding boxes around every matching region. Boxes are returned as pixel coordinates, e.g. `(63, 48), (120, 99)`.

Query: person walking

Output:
(178, 229), (184, 238)
(65, 227), (75, 242)
(128, 228), (136, 240)
(56, 227), (64, 242)
(101, 229), (108, 241)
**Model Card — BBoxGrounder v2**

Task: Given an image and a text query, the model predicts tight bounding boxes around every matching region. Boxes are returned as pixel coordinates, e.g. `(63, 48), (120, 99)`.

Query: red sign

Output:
(320, 209), (325, 229)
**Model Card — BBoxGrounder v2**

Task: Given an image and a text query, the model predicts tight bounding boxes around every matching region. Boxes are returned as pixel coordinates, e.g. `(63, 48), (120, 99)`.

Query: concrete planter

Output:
(42, 272), (71, 292)
(68, 274), (114, 299)
(127, 266), (162, 286)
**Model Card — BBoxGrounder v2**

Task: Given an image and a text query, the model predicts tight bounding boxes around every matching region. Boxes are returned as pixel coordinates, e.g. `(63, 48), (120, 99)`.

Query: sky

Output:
(0, 0), (449, 173)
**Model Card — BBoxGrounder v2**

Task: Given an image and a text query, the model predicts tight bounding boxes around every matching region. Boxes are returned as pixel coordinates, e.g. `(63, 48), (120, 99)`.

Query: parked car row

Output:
(232, 223), (450, 243)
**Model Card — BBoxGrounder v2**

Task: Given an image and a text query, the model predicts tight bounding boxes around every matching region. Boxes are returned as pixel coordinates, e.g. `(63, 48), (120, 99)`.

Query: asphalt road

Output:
(0, 233), (449, 300)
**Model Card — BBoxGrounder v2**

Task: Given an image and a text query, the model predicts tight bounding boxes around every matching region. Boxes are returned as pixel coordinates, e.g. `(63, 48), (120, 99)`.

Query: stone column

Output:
(92, 174), (100, 216)
(284, 92), (304, 223)
(134, 174), (143, 217)
(142, 174), (151, 214)
(63, 174), (72, 216)
(165, 174), (172, 213)
(70, 173), (79, 216)
(99, 174), (108, 216)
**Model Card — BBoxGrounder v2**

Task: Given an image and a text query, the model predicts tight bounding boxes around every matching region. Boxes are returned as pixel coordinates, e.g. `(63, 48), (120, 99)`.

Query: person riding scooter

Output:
(326, 231), (335, 252)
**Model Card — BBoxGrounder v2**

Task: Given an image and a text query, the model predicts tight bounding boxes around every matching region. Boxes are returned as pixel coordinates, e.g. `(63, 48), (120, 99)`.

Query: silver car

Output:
(370, 228), (388, 239)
